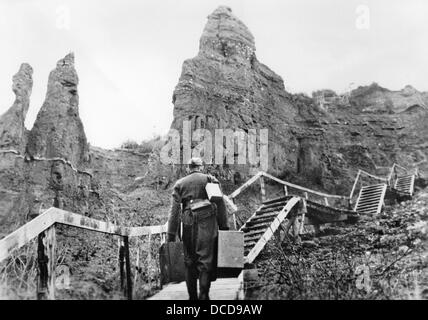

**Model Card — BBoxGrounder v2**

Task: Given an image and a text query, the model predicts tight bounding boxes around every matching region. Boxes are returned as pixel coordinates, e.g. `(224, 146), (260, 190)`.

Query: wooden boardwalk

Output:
(148, 277), (243, 300)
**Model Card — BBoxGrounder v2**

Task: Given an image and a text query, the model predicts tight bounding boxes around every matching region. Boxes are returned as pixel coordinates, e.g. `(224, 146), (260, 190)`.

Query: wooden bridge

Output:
(0, 164), (419, 300)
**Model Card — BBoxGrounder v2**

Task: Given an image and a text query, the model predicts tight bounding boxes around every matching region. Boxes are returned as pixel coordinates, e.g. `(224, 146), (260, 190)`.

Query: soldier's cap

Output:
(188, 157), (203, 166)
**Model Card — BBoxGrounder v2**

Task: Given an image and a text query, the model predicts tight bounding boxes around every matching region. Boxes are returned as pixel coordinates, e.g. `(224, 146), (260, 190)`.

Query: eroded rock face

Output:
(0, 63), (33, 151)
(170, 6), (428, 193)
(27, 53), (89, 167)
(171, 6), (307, 177)
(350, 83), (428, 114)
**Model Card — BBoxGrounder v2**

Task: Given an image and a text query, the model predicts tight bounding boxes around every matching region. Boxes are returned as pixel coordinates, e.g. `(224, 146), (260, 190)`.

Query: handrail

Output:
(228, 171), (348, 201)
(359, 169), (388, 182)
(261, 172), (348, 200)
(0, 207), (167, 263)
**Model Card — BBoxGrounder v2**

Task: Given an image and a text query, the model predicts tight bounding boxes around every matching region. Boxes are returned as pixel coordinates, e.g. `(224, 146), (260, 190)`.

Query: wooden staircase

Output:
(240, 196), (300, 264)
(394, 174), (415, 197)
(354, 183), (387, 215)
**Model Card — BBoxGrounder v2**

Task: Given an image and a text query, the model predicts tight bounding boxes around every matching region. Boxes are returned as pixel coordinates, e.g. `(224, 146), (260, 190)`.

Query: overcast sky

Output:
(0, 0), (427, 149)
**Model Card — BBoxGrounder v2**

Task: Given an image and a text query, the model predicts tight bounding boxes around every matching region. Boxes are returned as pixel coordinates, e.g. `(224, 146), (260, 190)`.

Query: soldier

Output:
(167, 157), (229, 300)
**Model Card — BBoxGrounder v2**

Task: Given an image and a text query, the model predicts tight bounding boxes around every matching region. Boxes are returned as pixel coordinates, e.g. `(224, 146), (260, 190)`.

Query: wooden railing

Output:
(0, 207), (167, 300)
(1, 166), (419, 299)
(227, 171), (350, 228)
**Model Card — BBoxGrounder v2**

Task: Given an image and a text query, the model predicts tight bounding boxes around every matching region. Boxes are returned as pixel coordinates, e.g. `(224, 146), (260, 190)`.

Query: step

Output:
(357, 199), (381, 205)
(360, 188), (384, 194)
(396, 184), (411, 188)
(245, 234), (263, 243)
(256, 206), (284, 215)
(358, 196), (382, 202)
(262, 196), (291, 206)
(244, 230), (265, 239)
(361, 184), (385, 190)
(358, 198), (380, 206)
(397, 175), (412, 179)
(396, 182), (411, 187)
(241, 222), (271, 232)
(357, 202), (381, 208)
(246, 220), (275, 229)
(247, 216), (276, 225)
(244, 241), (257, 248)
(360, 191), (384, 197)
(251, 212), (279, 222)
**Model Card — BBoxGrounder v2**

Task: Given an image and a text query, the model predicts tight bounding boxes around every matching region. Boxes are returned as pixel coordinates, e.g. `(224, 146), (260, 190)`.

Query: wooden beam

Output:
(0, 208), (56, 263)
(283, 185), (288, 196)
(123, 236), (133, 300)
(259, 176), (266, 202)
(299, 199), (307, 234)
(37, 225), (56, 300)
(55, 209), (132, 236)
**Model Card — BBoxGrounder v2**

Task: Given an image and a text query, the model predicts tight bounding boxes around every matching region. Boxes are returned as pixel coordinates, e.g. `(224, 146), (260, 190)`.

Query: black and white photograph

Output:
(0, 0), (427, 309)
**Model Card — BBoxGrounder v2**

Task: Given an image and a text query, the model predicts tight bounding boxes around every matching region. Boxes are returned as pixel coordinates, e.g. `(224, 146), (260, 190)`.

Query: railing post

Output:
(299, 199), (307, 234)
(283, 185), (288, 196)
(232, 213), (237, 230)
(37, 225), (56, 300)
(119, 238), (125, 291)
(349, 170), (361, 200)
(123, 236), (133, 300)
(260, 176), (266, 202)
(324, 197), (329, 206)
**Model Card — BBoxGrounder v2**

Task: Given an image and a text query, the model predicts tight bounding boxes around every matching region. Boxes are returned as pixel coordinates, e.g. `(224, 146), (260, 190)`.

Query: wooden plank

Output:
(148, 277), (242, 300)
(0, 208), (56, 263)
(37, 225), (56, 300)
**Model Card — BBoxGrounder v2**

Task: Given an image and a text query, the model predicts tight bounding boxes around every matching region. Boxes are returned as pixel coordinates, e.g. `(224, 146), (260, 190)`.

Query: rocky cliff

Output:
(170, 6), (428, 193)
(0, 63), (33, 152)
(27, 53), (89, 166)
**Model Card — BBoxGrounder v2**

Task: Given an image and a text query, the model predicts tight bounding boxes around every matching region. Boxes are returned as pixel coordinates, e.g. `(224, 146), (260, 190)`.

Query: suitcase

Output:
(206, 182), (223, 201)
(217, 230), (244, 268)
(159, 242), (185, 285)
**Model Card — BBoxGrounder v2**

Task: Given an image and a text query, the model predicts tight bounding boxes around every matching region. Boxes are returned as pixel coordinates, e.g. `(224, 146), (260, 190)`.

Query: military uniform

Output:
(167, 170), (229, 300)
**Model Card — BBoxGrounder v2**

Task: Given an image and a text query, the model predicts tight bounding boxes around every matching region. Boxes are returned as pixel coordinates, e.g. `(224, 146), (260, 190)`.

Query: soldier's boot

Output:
(198, 271), (211, 300)
(185, 266), (198, 300)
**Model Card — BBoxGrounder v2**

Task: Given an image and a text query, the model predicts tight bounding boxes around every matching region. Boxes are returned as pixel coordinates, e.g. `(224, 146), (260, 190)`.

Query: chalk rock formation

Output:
(0, 63), (33, 152)
(170, 6), (428, 193)
(27, 53), (89, 166)
(171, 6), (307, 178)
(350, 83), (428, 114)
